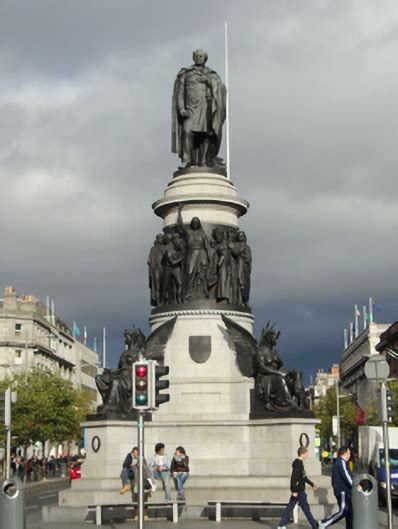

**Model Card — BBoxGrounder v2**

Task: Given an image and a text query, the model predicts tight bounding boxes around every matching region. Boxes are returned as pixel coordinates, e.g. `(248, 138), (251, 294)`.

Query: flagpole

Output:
(354, 304), (359, 338)
(369, 297), (373, 324)
(363, 305), (367, 330)
(344, 328), (348, 349)
(103, 327), (107, 369)
(349, 322), (354, 343)
(46, 296), (50, 322)
(51, 299), (55, 325)
(224, 20), (231, 180)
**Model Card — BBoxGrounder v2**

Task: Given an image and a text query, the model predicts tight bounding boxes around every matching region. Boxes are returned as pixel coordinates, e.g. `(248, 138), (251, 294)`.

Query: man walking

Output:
(278, 446), (319, 529)
(319, 446), (353, 529)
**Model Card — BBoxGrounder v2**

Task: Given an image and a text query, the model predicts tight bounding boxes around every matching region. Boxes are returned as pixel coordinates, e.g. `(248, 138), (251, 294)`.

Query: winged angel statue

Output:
(95, 317), (177, 416)
(222, 315), (310, 414)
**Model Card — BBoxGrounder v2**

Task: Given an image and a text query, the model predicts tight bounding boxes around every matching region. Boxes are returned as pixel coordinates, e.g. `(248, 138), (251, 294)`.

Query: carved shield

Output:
(189, 336), (211, 364)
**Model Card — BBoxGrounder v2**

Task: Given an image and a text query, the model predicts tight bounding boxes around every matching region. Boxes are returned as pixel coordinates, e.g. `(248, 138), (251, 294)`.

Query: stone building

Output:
(0, 286), (98, 402)
(340, 322), (390, 408)
(313, 363), (340, 400)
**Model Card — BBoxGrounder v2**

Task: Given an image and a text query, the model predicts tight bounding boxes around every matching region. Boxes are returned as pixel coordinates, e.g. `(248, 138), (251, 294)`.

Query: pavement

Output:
(28, 521), (346, 529)
(20, 476), (395, 528)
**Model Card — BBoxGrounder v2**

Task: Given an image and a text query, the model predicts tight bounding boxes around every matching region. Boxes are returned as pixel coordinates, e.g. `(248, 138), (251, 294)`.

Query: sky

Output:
(1, 0), (398, 382)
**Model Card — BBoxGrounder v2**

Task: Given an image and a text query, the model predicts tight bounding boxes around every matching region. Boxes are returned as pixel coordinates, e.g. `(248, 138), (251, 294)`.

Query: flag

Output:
(73, 321), (81, 338)
(83, 326), (88, 346)
(356, 401), (365, 426)
(93, 337), (97, 353)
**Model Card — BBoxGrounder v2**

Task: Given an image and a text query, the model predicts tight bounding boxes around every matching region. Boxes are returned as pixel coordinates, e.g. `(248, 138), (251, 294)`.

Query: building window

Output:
(15, 323), (22, 335)
(15, 349), (23, 365)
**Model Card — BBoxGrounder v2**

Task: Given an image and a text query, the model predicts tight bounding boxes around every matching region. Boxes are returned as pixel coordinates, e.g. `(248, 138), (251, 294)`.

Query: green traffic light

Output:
(136, 393), (148, 405)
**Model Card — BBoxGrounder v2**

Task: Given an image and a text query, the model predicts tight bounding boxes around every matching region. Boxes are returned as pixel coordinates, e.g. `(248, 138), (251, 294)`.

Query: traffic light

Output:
(386, 389), (395, 423)
(132, 362), (151, 410)
(154, 364), (170, 408)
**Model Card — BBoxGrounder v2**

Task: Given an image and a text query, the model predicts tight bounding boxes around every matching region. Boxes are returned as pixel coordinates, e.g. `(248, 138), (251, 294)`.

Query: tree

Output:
(0, 368), (94, 449)
(364, 380), (398, 427)
(314, 386), (357, 442)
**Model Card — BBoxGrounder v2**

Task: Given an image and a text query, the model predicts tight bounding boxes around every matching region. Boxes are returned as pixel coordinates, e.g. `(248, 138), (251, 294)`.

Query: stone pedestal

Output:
(58, 416), (335, 520)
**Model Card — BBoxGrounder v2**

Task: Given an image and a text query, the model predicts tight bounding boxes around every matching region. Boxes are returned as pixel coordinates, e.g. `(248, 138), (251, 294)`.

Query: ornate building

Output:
(0, 286), (99, 402)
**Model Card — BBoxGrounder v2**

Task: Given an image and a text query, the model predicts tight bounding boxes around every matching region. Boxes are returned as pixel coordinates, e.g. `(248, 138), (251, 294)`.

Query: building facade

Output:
(313, 364), (340, 400)
(340, 322), (390, 408)
(0, 286), (99, 402)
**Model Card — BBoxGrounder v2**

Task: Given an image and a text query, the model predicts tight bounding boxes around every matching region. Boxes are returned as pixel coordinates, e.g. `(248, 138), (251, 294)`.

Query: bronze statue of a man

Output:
(172, 49), (226, 169)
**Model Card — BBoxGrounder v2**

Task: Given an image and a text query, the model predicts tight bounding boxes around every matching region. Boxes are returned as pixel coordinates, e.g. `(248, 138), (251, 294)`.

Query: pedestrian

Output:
(149, 443), (172, 501)
(277, 446), (319, 529)
(120, 446), (138, 494)
(171, 446), (190, 500)
(127, 447), (151, 521)
(319, 446), (353, 529)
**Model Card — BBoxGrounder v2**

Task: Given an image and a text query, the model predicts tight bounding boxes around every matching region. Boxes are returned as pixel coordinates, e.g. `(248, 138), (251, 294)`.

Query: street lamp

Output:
(335, 377), (354, 446)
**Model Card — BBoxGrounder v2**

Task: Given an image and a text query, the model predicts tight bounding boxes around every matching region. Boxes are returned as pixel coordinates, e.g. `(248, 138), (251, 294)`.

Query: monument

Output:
(52, 48), (334, 523)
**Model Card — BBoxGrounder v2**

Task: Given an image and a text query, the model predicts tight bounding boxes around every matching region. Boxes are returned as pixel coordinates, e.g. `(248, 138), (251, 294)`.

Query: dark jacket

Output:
(170, 455), (190, 474)
(290, 458), (314, 493)
(331, 457), (353, 496)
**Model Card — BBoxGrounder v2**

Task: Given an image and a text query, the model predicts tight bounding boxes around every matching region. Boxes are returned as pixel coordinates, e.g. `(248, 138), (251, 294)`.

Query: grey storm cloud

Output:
(1, 0), (398, 380)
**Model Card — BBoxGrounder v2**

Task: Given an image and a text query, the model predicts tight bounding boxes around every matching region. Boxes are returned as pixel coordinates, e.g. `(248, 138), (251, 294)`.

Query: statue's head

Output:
(190, 217), (201, 230)
(212, 227), (223, 243)
(163, 233), (171, 244)
(155, 233), (165, 245)
(193, 49), (208, 66)
(260, 321), (281, 348)
(236, 231), (247, 243)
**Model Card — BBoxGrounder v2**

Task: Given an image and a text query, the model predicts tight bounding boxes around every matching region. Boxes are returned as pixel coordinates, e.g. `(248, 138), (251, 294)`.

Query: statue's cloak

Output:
(171, 65), (226, 159)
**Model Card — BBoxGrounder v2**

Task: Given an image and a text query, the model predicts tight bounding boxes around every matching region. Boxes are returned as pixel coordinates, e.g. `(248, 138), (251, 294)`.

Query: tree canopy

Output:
(314, 386), (357, 442)
(0, 368), (94, 447)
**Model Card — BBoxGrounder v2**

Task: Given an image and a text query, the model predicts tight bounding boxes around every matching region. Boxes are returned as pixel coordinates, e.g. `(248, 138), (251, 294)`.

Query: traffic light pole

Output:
(137, 411), (145, 529)
(381, 382), (393, 529)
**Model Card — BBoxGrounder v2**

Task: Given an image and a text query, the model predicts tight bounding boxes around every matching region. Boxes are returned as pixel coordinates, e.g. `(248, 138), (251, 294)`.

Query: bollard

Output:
(352, 474), (378, 529)
(0, 479), (26, 529)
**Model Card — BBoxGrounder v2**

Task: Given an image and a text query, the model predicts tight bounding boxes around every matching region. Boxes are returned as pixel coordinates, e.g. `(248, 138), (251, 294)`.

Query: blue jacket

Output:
(332, 457), (353, 496)
(149, 453), (171, 472)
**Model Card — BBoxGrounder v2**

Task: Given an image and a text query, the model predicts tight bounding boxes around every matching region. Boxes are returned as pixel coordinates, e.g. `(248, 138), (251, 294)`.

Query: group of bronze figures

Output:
(222, 316), (311, 415)
(93, 49), (311, 419)
(148, 207), (252, 309)
(95, 315), (311, 418)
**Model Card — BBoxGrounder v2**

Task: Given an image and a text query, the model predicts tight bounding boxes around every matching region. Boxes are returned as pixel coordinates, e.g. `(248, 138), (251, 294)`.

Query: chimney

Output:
(3, 286), (18, 312)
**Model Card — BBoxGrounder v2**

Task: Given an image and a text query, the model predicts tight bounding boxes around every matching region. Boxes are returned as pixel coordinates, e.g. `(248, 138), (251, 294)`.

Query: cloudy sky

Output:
(1, 0), (398, 381)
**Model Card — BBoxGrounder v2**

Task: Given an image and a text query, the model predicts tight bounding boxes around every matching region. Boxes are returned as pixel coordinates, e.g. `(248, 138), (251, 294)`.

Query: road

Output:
(24, 479), (69, 528)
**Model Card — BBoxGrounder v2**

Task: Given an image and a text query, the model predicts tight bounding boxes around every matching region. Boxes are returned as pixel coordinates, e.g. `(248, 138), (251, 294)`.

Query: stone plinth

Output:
(59, 416), (335, 519)
(152, 170), (248, 228)
(149, 309), (254, 422)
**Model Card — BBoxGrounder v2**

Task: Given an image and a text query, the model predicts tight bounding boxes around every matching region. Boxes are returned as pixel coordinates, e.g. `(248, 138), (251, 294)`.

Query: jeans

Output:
(151, 470), (172, 501)
(279, 491), (317, 528)
(174, 472), (189, 494)
(121, 467), (130, 486)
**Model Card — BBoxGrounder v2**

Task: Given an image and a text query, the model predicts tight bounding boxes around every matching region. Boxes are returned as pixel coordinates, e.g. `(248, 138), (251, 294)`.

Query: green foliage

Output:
(314, 386), (357, 441)
(0, 368), (94, 447)
(364, 380), (398, 427)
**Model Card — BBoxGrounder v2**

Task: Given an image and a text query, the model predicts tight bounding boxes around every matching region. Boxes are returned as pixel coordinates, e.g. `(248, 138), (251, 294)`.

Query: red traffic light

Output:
(136, 365), (147, 378)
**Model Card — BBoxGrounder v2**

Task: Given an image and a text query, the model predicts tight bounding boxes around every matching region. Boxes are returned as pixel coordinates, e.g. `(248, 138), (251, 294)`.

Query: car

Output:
(68, 464), (81, 482)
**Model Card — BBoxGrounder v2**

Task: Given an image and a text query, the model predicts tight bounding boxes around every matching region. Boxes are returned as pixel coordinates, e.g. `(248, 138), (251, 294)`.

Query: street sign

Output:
(364, 355), (390, 381)
(332, 415), (338, 436)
